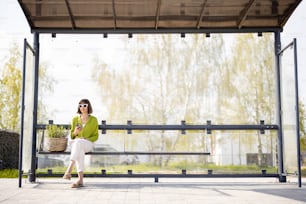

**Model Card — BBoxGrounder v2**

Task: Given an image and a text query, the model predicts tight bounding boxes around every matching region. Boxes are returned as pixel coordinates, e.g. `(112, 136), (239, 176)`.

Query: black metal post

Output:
(293, 39), (302, 188)
(29, 32), (40, 182)
(274, 31), (286, 182)
(18, 39), (28, 188)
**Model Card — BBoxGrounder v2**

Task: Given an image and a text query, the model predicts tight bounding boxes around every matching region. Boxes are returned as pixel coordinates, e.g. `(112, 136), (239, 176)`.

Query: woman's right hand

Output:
(73, 124), (82, 136)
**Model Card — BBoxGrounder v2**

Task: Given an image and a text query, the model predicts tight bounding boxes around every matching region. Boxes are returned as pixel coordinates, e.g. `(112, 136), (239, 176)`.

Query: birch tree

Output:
(0, 45), (22, 130)
(0, 44), (54, 131)
(226, 33), (276, 166)
(93, 34), (225, 166)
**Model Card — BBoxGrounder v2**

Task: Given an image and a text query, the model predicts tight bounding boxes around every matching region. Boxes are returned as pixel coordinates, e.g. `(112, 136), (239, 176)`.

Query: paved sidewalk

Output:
(0, 177), (305, 204)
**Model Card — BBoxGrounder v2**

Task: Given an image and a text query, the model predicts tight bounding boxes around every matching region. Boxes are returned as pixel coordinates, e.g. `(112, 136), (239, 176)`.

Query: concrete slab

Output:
(0, 177), (305, 204)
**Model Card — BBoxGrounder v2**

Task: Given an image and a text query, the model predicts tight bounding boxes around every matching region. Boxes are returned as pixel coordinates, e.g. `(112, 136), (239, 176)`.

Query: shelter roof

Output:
(18, 0), (302, 34)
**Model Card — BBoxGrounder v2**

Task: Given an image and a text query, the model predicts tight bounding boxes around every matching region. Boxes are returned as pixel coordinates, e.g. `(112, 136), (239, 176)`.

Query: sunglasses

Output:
(79, 104), (88, 108)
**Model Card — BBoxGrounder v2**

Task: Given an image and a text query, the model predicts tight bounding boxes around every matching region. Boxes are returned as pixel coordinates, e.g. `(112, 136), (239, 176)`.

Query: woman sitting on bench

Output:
(63, 98), (99, 188)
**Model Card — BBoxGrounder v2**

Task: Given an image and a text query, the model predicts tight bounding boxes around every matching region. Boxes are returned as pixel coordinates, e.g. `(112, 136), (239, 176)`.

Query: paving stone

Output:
(0, 177), (305, 204)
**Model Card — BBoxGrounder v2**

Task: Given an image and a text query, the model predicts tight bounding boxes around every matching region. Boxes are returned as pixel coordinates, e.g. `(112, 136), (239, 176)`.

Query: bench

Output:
(34, 120), (279, 182)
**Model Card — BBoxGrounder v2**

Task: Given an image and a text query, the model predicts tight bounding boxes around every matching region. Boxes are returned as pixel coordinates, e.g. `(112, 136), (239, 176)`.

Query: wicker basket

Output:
(45, 137), (68, 152)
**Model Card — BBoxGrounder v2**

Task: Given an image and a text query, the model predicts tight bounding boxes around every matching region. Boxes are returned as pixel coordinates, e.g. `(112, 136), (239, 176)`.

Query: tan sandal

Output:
(62, 173), (71, 180)
(71, 182), (84, 188)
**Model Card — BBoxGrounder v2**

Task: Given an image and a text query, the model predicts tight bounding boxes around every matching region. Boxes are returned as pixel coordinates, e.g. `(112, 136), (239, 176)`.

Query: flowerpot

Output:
(45, 137), (68, 152)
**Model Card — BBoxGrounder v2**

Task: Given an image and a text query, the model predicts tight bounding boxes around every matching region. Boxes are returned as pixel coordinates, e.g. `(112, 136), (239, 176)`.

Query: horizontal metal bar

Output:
(103, 124), (278, 130)
(209, 124), (278, 130)
(36, 123), (278, 131)
(32, 27), (282, 34)
(38, 151), (211, 155)
(36, 173), (280, 178)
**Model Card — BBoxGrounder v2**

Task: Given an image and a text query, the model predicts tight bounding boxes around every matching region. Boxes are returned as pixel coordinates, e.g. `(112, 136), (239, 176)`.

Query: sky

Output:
(0, 0), (306, 124)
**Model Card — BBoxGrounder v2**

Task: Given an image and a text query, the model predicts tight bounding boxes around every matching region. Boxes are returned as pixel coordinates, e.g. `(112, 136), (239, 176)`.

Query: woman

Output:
(63, 98), (99, 188)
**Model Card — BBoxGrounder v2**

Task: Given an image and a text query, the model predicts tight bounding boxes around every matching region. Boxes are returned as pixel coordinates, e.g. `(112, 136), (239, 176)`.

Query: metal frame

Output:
(32, 27), (282, 35)
(293, 39), (302, 188)
(15, 0), (303, 190)
(34, 120), (280, 175)
(277, 38), (301, 187)
(36, 120), (278, 133)
(274, 32), (286, 182)
(18, 29), (300, 187)
(18, 39), (36, 188)
(17, 0), (302, 32)
(28, 33), (40, 183)
(37, 171), (280, 183)
(36, 119), (278, 155)
(34, 120), (281, 182)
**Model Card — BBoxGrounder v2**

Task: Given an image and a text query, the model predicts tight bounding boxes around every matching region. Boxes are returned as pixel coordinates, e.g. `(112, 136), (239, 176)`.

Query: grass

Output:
(2, 165), (306, 178)
(36, 162), (279, 175)
(0, 169), (19, 178)
(302, 168), (306, 177)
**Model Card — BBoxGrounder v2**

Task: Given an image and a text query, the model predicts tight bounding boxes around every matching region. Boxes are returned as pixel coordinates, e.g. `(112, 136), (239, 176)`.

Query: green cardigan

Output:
(70, 115), (99, 142)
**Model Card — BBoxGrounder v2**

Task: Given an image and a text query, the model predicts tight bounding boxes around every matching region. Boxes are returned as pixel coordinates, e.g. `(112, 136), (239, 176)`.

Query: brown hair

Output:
(77, 98), (93, 114)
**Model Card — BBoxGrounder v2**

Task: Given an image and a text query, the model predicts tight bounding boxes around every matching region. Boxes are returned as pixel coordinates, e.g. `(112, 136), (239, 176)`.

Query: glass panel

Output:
(39, 33), (276, 125)
(22, 43), (35, 172)
(37, 130), (278, 175)
(281, 43), (298, 174)
(36, 33), (279, 176)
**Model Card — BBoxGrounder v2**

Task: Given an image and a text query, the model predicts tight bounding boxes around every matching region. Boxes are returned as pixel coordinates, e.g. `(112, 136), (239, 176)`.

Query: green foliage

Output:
(91, 34), (305, 168)
(299, 100), (306, 151)
(92, 34), (225, 124)
(92, 34), (225, 166)
(0, 44), (54, 131)
(37, 62), (56, 123)
(0, 169), (18, 178)
(30, 164), (306, 178)
(225, 33), (275, 124)
(46, 125), (67, 138)
(223, 34), (276, 167)
(0, 44), (22, 131)
(36, 162), (278, 175)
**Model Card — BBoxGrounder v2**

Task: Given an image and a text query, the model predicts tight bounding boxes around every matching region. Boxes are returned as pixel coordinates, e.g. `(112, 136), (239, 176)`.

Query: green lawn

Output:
(36, 162), (278, 175)
(0, 169), (19, 178)
(1, 166), (305, 178)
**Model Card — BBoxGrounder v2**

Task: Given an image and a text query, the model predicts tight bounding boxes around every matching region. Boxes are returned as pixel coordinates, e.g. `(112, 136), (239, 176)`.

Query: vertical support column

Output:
(18, 39), (28, 188)
(274, 31), (286, 182)
(293, 39), (302, 188)
(29, 32), (40, 182)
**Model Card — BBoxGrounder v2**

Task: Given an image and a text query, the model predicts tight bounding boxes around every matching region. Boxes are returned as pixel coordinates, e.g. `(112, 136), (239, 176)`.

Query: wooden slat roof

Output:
(17, 0), (302, 34)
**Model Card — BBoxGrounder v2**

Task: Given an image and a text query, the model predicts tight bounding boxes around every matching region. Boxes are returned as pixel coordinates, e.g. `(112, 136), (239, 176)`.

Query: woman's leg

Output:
(64, 160), (75, 176)
(77, 171), (84, 185)
(75, 152), (85, 185)
(71, 139), (93, 186)
(63, 139), (81, 180)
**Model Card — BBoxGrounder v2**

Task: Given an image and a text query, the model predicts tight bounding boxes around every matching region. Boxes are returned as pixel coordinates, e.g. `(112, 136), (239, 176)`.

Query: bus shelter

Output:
(17, 0), (302, 187)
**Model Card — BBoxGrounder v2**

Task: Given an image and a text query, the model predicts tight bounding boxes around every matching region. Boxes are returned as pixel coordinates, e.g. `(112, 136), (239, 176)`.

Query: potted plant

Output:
(45, 125), (68, 152)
